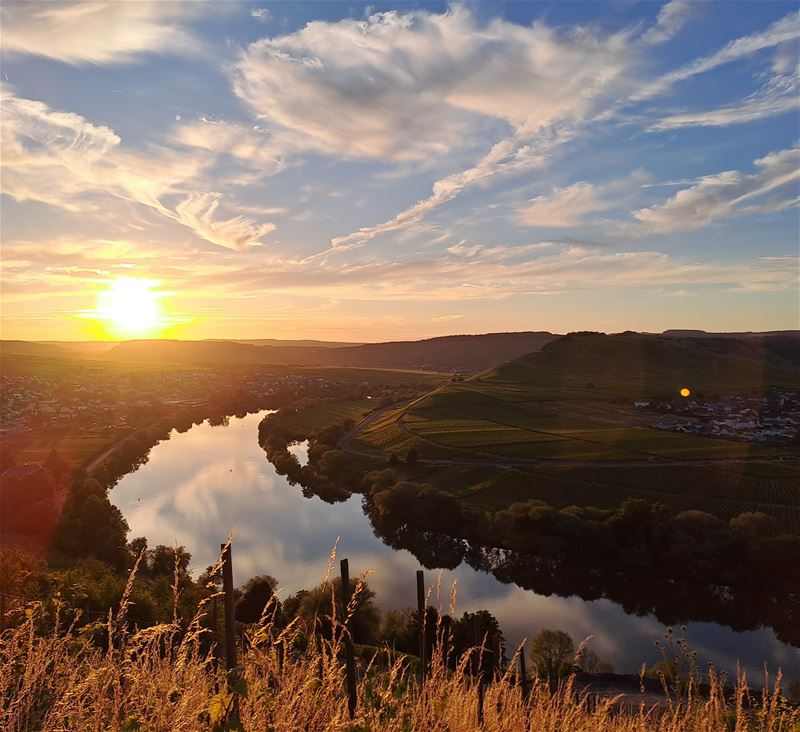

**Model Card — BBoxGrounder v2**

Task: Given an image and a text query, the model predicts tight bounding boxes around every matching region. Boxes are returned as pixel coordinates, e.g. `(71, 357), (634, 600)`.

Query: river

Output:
(112, 411), (800, 678)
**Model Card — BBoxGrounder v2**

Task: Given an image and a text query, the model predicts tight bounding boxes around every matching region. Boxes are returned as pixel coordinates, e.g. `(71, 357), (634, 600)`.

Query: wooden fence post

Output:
(339, 558), (357, 718)
(518, 642), (529, 700)
(416, 570), (426, 682)
(220, 543), (237, 676)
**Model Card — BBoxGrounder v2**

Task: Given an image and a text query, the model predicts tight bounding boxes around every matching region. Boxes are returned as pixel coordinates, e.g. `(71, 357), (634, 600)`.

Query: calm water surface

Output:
(113, 411), (800, 678)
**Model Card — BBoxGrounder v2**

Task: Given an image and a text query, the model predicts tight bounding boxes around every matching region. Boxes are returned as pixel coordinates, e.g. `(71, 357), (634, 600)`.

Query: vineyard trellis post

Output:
(339, 558), (358, 718)
(518, 641), (529, 700)
(416, 569), (427, 682)
(220, 543), (237, 676)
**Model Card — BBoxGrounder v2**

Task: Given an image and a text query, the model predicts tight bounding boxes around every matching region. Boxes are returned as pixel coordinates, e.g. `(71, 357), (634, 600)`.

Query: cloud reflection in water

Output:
(112, 412), (800, 677)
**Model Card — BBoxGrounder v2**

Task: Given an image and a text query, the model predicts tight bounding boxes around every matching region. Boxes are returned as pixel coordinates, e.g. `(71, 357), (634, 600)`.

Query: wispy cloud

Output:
(632, 146), (799, 233)
(233, 7), (634, 255)
(432, 314), (464, 323)
(649, 74), (799, 130)
(175, 118), (289, 179)
(634, 10), (800, 100)
(250, 8), (272, 22)
(516, 172), (650, 228)
(1, 86), (276, 251)
(516, 182), (608, 228)
(0, 1), (204, 64)
(641, 0), (696, 46)
(174, 194), (276, 252)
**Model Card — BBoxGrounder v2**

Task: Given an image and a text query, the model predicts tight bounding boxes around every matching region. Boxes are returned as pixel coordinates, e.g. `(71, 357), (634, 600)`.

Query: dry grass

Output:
(1, 550), (798, 732)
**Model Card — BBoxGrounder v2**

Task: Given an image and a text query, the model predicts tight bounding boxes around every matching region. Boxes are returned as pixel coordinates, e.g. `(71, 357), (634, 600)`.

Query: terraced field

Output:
(346, 333), (800, 527)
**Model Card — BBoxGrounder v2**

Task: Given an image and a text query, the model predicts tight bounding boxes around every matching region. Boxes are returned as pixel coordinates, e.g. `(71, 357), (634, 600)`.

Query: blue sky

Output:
(1, 1), (798, 341)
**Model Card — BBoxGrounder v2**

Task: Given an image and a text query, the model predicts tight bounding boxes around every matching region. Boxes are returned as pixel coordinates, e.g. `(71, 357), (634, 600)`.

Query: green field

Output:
(357, 333), (800, 463)
(278, 398), (376, 434)
(350, 334), (800, 528)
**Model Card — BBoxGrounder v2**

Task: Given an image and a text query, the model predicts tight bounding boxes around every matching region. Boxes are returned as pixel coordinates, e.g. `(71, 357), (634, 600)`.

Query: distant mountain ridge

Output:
(98, 331), (558, 372)
(3, 330), (796, 374)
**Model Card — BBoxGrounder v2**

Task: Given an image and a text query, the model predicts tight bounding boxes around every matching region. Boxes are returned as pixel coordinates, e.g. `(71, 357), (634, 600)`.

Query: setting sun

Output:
(96, 278), (161, 336)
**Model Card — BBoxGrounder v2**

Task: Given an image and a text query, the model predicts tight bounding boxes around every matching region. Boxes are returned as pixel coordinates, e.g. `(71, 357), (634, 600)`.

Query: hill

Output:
(315, 332), (556, 372)
(230, 338), (364, 348)
(501, 331), (800, 395)
(102, 331), (557, 372)
(0, 341), (79, 359)
(352, 332), (800, 524)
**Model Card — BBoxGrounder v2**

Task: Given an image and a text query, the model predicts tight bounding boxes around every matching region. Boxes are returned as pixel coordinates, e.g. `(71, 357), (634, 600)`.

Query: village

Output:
(0, 368), (344, 439)
(634, 389), (800, 444)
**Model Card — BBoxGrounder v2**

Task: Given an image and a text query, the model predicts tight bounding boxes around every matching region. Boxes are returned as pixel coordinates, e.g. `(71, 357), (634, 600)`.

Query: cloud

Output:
(0, 86), (276, 251)
(170, 242), (800, 300)
(516, 182), (608, 228)
(233, 7), (633, 162)
(432, 314), (464, 323)
(251, 8), (272, 22)
(325, 131), (565, 255)
(174, 118), (289, 178)
(0, 1), (202, 64)
(632, 146), (800, 233)
(516, 172), (650, 228)
(641, 0), (696, 45)
(634, 10), (799, 100)
(649, 74), (799, 130)
(174, 194), (276, 251)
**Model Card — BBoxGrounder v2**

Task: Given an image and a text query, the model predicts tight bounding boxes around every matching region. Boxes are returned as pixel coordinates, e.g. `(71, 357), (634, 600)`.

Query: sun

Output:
(680, 387), (691, 398)
(97, 278), (162, 336)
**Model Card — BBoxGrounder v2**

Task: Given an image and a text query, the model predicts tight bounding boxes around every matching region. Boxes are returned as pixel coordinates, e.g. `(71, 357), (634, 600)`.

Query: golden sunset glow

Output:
(96, 278), (162, 336)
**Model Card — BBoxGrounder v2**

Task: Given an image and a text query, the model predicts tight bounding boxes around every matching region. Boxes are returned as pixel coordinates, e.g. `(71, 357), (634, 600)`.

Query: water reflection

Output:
(112, 411), (800, 678)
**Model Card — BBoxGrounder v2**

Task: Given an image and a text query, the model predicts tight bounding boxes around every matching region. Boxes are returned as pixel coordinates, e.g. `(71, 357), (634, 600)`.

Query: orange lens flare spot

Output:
(679, 387), (691, 398)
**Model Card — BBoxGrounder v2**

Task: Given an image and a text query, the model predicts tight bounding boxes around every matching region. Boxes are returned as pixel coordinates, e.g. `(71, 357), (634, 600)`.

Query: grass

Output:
(2, 553), (798, 731)
(279, 398), (377, 435)
(0, 429), (128, 469)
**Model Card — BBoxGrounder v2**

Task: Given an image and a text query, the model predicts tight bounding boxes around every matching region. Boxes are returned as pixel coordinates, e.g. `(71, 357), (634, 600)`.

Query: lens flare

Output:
(680, 387), (691, 398)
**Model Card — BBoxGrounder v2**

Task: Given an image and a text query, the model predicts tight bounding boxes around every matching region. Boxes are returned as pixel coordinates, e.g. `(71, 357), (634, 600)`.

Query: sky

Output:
(1, 0), (798, 342)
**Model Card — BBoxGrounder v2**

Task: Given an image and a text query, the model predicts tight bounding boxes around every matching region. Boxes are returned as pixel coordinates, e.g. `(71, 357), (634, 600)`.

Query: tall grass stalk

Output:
(1, 553), (798, 731)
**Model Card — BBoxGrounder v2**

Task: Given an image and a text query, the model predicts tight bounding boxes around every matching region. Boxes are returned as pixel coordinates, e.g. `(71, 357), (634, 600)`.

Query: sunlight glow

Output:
(680, 387), (691, 398)
(96, 278), (162, 336)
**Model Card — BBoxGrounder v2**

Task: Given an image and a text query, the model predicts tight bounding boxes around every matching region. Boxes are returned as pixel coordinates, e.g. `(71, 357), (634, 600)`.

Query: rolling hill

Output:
(101, 331), (558, 372)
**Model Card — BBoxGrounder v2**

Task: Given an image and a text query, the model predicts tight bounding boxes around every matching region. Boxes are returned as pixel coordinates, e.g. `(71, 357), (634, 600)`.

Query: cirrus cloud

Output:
(0, 1), (204, 65)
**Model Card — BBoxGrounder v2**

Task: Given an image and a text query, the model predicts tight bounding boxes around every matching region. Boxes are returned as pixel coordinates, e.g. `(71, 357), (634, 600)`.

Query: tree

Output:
(235, 575), (279, 624)
(452, 610), (505, 677)
(380, 608), (418, 654)
(529, 629), (575, 685)
(148, 545), (192, 581)
(296, 577), (381, 645)
(44, 448), (71, 483)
